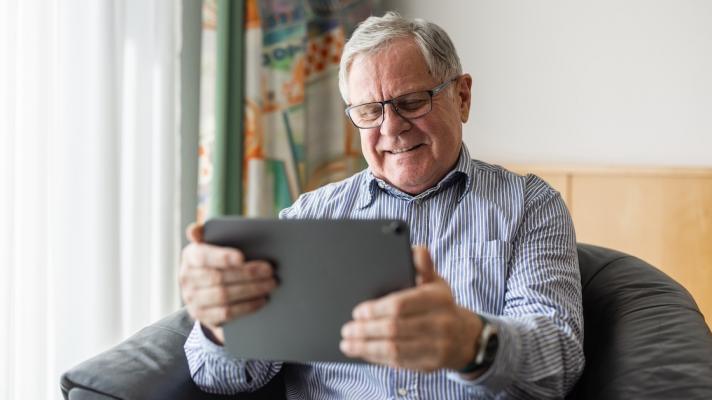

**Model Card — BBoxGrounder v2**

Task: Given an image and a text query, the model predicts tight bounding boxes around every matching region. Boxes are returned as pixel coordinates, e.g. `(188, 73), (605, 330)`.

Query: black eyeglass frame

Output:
(344, 76), (459, 129)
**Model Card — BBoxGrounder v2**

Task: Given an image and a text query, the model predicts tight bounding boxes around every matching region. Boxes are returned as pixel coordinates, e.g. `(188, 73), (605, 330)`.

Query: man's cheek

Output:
(362, 136), (381, 158)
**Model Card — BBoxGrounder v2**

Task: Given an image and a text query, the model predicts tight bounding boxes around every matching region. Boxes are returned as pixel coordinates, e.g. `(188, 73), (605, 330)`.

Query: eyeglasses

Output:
(344, 77), (458, 129)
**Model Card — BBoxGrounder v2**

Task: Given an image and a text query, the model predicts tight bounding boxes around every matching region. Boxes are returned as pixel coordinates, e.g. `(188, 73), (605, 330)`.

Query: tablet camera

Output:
(382, 221), (404, 235)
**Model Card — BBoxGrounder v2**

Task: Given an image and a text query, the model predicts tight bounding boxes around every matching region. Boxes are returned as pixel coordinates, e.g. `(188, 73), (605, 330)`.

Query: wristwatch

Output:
(458, 315), (499, 374)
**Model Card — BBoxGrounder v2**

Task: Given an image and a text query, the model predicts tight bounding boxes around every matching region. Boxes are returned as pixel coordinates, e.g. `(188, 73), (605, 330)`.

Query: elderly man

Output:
(180, 12), (584, 399)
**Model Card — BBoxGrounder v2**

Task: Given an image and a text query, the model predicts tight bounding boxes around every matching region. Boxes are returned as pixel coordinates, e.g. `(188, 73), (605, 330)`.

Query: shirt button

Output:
(397, 388), (408, 396)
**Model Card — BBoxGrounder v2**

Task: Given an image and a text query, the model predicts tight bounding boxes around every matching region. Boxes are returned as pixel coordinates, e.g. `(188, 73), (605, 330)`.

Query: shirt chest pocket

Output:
(442, 240), (512, 314)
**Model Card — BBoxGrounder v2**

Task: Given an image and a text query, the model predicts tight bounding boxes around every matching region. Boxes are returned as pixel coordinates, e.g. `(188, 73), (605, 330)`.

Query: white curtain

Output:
(0, 1), (184, 398)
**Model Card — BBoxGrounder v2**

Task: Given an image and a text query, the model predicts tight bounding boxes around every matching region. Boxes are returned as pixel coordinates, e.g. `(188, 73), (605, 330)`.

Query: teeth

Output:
(390, 145), (418, 154)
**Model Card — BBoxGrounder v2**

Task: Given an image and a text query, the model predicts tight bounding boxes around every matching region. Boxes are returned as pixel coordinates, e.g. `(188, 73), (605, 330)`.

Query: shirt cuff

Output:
(189, 320), (238, 360)
(446, 314), (521, 394)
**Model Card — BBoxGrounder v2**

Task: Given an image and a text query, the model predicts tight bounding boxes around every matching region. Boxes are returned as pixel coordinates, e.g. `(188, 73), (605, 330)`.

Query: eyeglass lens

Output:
(348, 91), (433, 129)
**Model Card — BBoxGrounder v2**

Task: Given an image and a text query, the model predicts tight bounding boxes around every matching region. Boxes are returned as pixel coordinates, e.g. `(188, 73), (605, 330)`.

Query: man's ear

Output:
(457, 74), (473, 123)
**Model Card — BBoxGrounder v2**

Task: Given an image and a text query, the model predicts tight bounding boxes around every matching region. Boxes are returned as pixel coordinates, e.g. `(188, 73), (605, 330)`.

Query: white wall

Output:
(382, 0), (712, 167)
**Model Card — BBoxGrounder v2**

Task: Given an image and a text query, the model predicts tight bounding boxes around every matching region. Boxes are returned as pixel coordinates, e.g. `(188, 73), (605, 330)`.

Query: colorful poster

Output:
(200, 0), (372, 220)
(243, 0), (371, 217)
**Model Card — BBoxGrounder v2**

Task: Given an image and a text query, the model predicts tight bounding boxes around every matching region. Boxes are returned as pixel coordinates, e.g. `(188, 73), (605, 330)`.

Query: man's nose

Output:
(379, 104), (410, 137)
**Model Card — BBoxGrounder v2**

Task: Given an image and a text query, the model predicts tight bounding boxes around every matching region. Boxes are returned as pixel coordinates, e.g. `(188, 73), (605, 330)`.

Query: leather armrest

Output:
(60, 309), (281, 400)
(571, 244), (712, 400)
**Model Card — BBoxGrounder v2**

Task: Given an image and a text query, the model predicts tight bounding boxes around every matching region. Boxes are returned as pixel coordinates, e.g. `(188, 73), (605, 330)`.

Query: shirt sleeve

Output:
(184, 320), (283, 394)
(447, 176), (585, 398)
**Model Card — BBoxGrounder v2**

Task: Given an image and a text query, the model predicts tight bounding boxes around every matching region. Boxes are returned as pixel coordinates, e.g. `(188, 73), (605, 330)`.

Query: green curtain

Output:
(211, 0), (245, 216)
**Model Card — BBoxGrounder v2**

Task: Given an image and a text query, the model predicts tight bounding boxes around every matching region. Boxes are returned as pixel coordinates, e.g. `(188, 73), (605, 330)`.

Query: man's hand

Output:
(340, 246), (483, 372)
(179, 223), (278, 345)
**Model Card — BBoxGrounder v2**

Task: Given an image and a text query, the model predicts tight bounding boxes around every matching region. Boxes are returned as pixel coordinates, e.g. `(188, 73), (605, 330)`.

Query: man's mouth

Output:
(387, 144), (423, 154)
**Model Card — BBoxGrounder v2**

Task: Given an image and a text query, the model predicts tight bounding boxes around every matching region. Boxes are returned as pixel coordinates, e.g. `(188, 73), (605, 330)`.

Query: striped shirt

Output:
(185, 144), (584, 399)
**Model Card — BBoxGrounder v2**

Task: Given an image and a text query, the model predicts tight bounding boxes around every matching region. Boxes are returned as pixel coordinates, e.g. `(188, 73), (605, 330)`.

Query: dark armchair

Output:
(61, 244), (712, 399)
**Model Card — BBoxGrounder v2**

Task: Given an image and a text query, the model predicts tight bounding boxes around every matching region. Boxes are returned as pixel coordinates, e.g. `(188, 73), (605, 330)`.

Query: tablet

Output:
(203, 217), (415, 363)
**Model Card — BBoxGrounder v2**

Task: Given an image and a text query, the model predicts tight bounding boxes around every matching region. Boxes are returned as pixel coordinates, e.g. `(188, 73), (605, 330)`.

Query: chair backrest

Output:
(569, 244), (712, 400)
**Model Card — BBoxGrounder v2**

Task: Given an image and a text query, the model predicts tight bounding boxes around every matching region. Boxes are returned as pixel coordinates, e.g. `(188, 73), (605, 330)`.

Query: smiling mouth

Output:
(387, 144), (423, 154)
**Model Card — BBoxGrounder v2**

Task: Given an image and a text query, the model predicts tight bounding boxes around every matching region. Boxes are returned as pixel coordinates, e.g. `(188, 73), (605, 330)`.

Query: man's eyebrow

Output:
(351, 86), (433, 106)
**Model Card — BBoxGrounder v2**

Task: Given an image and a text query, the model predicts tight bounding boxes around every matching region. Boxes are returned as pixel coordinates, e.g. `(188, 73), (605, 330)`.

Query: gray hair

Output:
(338, 11), (463, 103)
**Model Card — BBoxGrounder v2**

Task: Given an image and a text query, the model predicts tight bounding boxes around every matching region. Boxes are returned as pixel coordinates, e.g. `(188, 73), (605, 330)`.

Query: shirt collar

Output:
(357, 143), (475, 209)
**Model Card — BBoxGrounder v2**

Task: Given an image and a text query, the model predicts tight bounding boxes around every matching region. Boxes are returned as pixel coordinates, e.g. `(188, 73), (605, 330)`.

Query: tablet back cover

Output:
(203, 218), (415, 364)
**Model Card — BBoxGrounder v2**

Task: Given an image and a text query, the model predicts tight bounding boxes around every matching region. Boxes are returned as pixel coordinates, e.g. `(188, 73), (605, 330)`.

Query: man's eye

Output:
(355, 106), (381, 120)
(396, 98), (428, 111)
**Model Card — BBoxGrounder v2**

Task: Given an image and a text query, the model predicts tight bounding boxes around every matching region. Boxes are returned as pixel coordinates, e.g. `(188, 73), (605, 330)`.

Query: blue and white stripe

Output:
(185, 144), (584, 399)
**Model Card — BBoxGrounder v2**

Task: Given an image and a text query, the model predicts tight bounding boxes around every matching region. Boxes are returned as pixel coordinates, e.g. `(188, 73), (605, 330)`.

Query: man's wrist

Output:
(458, 313), (499, 374)
(452, 308), (481, 370)
(200, 323), (225, 346)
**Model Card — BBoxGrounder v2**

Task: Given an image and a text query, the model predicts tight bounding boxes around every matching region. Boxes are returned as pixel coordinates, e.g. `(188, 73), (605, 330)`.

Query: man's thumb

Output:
(186, 222), (204, 243)
(413, 246), (436, 285)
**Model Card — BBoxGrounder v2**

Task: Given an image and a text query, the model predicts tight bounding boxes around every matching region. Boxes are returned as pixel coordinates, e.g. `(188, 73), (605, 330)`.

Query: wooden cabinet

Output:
(507, 165), (712, 326)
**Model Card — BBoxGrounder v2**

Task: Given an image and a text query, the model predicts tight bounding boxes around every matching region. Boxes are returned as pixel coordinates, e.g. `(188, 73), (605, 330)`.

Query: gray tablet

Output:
(203, 217), (415, 364)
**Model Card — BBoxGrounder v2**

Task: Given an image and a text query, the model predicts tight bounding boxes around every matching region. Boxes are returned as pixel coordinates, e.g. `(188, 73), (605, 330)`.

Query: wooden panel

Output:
(536, 173), (571, 207)
(570, 173), (712, 324)
(504, 164), (712, 326)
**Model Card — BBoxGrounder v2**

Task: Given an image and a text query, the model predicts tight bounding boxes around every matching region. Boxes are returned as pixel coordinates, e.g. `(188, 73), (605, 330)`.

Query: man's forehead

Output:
(347, 40), (435, 103)
(351, 38), (428, 74)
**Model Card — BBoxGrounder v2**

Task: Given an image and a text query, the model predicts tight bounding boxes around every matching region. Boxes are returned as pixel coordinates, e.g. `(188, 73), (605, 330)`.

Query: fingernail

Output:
(250, 264), (264, 276)
(341, 324), (352, 338)
(259, 263), (273, 277)
(339, 340), (351, 354)
(353, 306), (366, 319)
(229, 253), (239, 265)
